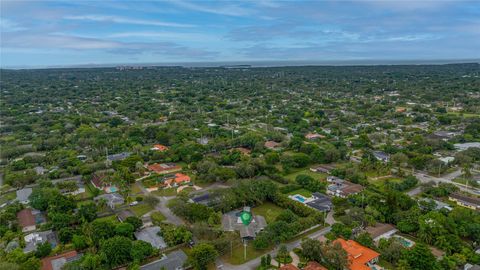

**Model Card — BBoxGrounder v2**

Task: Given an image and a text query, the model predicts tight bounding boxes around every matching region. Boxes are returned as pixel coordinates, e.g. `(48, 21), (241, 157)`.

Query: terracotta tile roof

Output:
(279, 264), (299, 270)
(147, 163), (181, 174)
(17, 208), (35, 228)
(304, 261), (328, 270)
(41, 250), (78, 270)
(174, 173), (190, 184)
(264, 141), (280, 149)
(91, 174), (108, 189)
(335, 239), (380, 270)
(153, 144), (169, 151)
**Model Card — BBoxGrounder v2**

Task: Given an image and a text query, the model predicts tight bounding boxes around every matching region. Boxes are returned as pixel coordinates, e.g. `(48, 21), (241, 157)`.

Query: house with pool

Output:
(288, 192), (332, 212)
(91, 173), (118, 193)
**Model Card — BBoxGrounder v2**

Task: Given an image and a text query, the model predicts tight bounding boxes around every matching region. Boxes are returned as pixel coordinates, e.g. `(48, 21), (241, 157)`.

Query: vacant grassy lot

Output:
(284, 168), (327, 183)
(95, 215), (119, 223)
(130, 203), (154, 216)
(152, 188), (177, 196)
(0, 191), (15, 205)
(252, 202), (284, 224)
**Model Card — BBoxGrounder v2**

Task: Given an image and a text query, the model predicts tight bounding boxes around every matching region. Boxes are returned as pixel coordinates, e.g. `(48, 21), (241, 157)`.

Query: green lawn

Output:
(95, 215), (119, 223)
(151, 211), (166, 224)
(286, 188), (312, 198)
(223, 241), (272, 265)
(0, 191), (16, 205)
(130, 183), (143, 194)
(453, 178), (479, 187)
(284, 168), (327, 183)
(130, 203), (154, 216)
(252, 202), (284, 224)
(152, 188), (177, 196)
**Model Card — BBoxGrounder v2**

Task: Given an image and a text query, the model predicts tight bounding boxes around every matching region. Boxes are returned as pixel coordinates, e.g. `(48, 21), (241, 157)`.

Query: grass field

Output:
(152, 188), (177, 196)
(151, 211), (166, 224)
(130, 203), (154, 216)
(0, 191), (16, 205)
(223, 241), (272, 265)
(130, 183), (143, 194)
(286, 188), (313, 198)
(95, 215), (119, 223)
(252, 202), (284, 224)
(284, 168), (327, 183)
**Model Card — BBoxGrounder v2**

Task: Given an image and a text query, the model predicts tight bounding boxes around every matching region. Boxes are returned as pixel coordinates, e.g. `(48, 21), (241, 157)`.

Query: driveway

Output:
(216, 226), (332, 270)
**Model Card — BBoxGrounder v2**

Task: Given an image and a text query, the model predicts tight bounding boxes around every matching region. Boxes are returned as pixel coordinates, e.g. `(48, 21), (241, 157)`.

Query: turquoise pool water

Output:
(108, 186), (118, 193)
(294, 195), (306, 203)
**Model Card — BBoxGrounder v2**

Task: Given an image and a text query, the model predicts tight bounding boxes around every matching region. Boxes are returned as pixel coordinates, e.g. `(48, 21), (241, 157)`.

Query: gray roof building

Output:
(94, 193), (124, 209)
(222, 208), (267, 239)
(134, 226), (167, 249)
(306, 193), (333, 212)
(23, 230), (57, 253)
(16, 188), (33, 204)
(140, 250), (188, 270)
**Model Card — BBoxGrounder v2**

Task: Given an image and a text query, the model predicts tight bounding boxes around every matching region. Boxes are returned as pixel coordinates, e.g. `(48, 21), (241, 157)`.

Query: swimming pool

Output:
(293, 195), (306, 203)
(107, 186), (118, 193)
(394, 235), (414, 248)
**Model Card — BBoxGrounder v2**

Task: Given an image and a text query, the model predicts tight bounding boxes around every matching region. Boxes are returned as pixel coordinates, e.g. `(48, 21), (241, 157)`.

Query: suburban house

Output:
(327, 180), (364, 198)
(222, 207), (267, 240)
(17, 208), (36, 233)
(134, 226), (167, 249)
(117, 209), (135, 222)
(305, 193), (333, 212)
(279, 265), (299, 270)
(146, 173), (191, 191)
(418, 198), (453, 211)
(453, 142), (480, 151)
(449, 193), (480, 210)
(373, 151), (390, 163)
(24, 230), (57, 253)
(264, 140), (281, 150)
(335, 239), (380, 270)
(189, 193), (216, 206)
(94, 193), (124, 209)
(107, 152), (131, 162)
(52, 177), (85, 196)
(147, 163), (182, 174)
(305, 133), (325, 140)
(231, 147), (251, 155)
(41, 250), (81, 270)
(365, 223), (398, 242)
(140, 250), (188, 270)
(16, 188), (33, 204)
(310, 164), (334, 174)
(91, 174), (118, 193)
(151, 144), (169, 151)
(304, 261), (328, 270)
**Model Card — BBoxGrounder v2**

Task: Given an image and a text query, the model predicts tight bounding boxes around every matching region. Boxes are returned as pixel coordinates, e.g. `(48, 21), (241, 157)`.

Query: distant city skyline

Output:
(1, 0), (479, 68)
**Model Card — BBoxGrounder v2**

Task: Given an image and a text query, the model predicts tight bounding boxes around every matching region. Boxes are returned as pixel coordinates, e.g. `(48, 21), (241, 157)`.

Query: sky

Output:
(1, 0), (479, 68)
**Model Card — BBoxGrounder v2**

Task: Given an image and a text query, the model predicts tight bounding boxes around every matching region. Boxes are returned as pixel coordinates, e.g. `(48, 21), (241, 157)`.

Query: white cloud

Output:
(171, 0), (254, 16)
(0, 18), (27, 32)
(108, 31), (216, 42)
(64, 15), (195, 28)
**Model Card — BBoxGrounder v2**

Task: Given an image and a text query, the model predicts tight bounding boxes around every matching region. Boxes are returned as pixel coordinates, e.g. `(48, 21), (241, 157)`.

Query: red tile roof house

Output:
(147, 163), (182, 175)
(146, 173), (191, 191)
(305, 133), (326, 140)
(279, 264), (299, 270)
(304, 261), (328, 270)
(151, 144), (169, 152)
(264, 141), (281, 150)
(17, 208), (36, 233)
(41, 250), (80, 270)
(91, 174), (118, 193)
(335, 238), (380, 270)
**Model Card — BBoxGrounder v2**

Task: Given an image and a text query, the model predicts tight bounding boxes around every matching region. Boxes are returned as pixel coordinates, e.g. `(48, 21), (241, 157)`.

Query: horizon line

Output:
(2, 58), (480, 70)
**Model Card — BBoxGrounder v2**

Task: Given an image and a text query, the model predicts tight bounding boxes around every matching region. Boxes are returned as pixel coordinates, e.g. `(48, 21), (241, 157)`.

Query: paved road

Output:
(216, 226), (332, 270)
(136, 181), (185, 225)
(413, 169), (479, 195)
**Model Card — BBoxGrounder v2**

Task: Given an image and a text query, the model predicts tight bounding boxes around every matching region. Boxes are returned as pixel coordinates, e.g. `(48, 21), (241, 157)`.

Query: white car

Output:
(129, 201), (138, 206)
